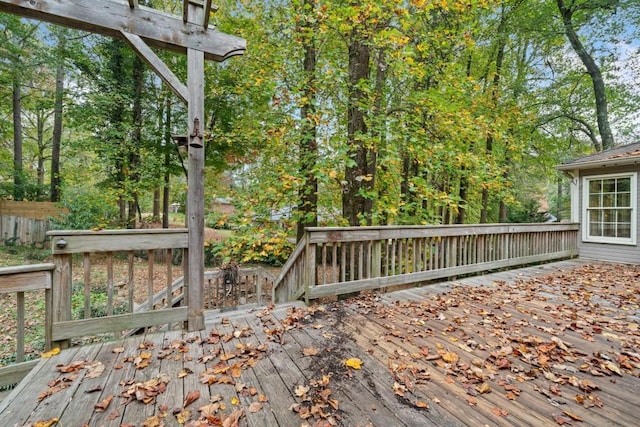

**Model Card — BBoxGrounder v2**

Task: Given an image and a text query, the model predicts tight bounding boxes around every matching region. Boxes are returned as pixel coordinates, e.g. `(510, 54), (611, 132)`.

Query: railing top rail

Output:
(305, 223), (579, 243)
(47, 228), (188, 237)
(0, 263), (55, 276)
(47, 228), (189, 254)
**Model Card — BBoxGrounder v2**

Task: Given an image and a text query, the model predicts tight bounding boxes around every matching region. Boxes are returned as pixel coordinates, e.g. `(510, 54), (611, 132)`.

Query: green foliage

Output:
(208, 224), (294, 266)
(50, 186), (119, 230)
(70, 281), (128, 320)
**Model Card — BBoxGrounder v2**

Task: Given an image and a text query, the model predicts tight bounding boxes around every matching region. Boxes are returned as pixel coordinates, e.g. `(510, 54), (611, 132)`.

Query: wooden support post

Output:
(52, 254), (72, 349)
(186, 3), (205, 331)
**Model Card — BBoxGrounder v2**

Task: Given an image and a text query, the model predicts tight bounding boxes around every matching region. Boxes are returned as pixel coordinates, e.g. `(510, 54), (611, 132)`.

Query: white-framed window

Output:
(582, 172), (636, 245)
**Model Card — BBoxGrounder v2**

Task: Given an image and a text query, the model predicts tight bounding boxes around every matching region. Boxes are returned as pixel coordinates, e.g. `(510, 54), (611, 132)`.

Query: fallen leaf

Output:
(491, 407), (508, 417)
(33, 418), (59, 427)
(184, 390), (200, 407)
(303, 347), (320, 356)
(94, 394), (113, 412)
(112, 347), (125, 354)
(295, 384), (310, 397)
(475, 382), (491, 394)
(248, 402), (263, 413)
(552, 414), (572, 425)
(85, 361), (105, 378)
(41, 348), (60, 359)
(415, 400), (428, 408)
(563, 410), (584, 421)
(175, 409), (191, 424)
(345, 357), (363, 370)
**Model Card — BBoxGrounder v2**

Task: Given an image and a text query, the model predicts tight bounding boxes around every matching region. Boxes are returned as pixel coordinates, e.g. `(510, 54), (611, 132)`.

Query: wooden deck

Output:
(1, 259), (639, 426)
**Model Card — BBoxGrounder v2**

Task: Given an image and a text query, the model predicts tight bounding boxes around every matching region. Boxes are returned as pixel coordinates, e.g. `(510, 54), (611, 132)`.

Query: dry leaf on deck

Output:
(248, 402), (263, 413)
(303, 347), (320, 356)
(184, 390), (200, 407)
(175, 409), (191, 424)
(345, 357), (363, 370)
(33, 418), (59, 427)
(94, 394), (113, 412)
(41, 348), (60, 359)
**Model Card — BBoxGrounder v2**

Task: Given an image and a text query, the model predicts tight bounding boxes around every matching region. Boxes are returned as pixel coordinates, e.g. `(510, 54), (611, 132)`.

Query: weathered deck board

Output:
(1, 260), (639, 426)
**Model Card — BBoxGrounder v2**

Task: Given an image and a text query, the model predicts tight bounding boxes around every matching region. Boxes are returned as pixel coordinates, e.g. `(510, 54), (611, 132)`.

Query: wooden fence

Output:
(273, 223), (580, 303)
(0, 263), (54, 388)
(0, 201), (67, 246)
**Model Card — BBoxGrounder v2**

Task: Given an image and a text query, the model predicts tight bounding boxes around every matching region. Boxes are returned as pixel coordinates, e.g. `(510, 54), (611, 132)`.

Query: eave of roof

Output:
(556, 156), (640, 171)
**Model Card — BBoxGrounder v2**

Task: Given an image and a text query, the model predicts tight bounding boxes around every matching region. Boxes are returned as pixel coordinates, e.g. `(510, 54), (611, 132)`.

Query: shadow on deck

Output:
(1, 259), (639, 426)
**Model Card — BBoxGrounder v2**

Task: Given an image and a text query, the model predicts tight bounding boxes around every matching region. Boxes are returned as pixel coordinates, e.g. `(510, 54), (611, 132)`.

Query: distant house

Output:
(557, 142), (640, 263)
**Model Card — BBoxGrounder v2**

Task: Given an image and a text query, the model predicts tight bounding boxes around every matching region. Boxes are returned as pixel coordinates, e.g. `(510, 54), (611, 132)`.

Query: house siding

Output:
(577, 165), (640, 264)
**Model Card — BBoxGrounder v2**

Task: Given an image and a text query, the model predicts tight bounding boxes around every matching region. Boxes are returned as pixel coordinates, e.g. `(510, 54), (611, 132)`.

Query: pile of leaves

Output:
(343, 262), (640, 425)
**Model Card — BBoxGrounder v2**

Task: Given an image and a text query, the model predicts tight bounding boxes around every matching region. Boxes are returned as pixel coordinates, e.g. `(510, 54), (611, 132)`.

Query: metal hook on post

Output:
(189, 117), (203, 148)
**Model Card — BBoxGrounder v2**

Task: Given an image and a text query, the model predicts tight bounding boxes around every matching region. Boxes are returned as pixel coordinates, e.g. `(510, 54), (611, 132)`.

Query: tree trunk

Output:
(480, 18), (507, 223)
(296, 0), (318, 242)
(343, 31), (371, 226)
(162, 94), (172, 229)
(50, 46), (65, 202)
(556, 0), (614, 151)
(13, 77), (24, 201)
(127, 55), (144, 229)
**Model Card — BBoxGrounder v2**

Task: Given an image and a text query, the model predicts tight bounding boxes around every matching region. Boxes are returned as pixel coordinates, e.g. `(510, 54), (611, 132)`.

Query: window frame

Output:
(582, 172), (637, 245)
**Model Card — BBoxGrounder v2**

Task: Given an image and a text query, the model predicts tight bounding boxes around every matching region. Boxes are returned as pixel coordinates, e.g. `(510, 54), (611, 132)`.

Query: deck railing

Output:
(0, 263), (54, 388)
(47, 229), (189, 348)
(273, 223), (579, 303)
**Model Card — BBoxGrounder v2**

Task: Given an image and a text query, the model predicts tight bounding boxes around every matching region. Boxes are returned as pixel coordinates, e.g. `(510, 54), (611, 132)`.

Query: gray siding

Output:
(577, 165), (640, 264)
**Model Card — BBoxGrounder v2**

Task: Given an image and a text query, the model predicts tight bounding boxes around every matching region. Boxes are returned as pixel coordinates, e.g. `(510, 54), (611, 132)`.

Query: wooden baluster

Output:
(107, 252), (114, 316)
(127, 251), (134, 313)
(83, 253), (91, 319)
(16, 291), (24, 363)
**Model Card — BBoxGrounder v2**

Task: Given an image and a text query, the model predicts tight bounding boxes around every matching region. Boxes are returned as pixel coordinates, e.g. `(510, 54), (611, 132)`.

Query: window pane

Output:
(603, 194), (615, 207)
(618, 224), (631, 238)
(590, 222), (602, 236)
(618, 209), (631, 223)
(589, 210), (601, 222)
(617, 192), (631, 207)
(603, 209), (615, 222)
(589, 194), (601, 208)
(617, 178), (631, 192)
(589, 180), (602, 193)
(603, 223), (616, 237)
(602, 179), (616, 193)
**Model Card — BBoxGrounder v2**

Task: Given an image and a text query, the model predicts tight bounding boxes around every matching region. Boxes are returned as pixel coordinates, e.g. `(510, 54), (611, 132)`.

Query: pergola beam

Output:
(121, 31), (189, 104)
(0, 0), (245, 62)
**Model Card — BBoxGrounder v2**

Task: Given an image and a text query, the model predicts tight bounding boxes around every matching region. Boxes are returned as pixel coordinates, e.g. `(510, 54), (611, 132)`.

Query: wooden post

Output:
(186, 2), (205, 331)
(303, 234), (316, 305)
(52, 253), (72, 349)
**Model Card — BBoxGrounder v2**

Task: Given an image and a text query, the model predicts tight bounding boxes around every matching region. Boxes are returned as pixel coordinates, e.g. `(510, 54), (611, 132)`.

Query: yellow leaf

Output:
(231, 396), (240, 405)
(415, 400), (428, 408)
(345, 358), (363, 370)
(41, 348), (61, 359)
(34, 418), (59, 427)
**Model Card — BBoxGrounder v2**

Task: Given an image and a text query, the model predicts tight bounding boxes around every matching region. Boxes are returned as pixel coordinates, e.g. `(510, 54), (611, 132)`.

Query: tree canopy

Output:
(0, 0), (638, 262)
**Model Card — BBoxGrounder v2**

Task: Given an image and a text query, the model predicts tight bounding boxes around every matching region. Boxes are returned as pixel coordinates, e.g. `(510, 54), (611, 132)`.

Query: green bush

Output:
(208, 225), (294, 266)
(51, 187), (119, 230)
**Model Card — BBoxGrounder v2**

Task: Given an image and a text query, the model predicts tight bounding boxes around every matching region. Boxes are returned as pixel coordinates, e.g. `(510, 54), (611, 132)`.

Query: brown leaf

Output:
(303, 347), (320, 356)
(475, 382), (491, 394)
(222, 409), (245, 427)
(85, 361), (105, 378)
(563, 410), (584, 421)
(142, 415), (162, 427)
(552, 414), (572, 425)
(184, 390), (200, 407)
(415, 400), (428, 409)
(248, 402), (263, 413)
(94, 394), (113, 412)
(491, 407), (508, 417)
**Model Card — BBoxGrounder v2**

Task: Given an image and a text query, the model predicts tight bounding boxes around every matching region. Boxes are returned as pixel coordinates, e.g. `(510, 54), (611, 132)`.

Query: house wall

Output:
(577, 165), (640, 264)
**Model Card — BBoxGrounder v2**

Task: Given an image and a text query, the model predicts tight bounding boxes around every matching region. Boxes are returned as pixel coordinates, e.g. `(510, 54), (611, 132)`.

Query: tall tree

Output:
(555, 0), (617, 151)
